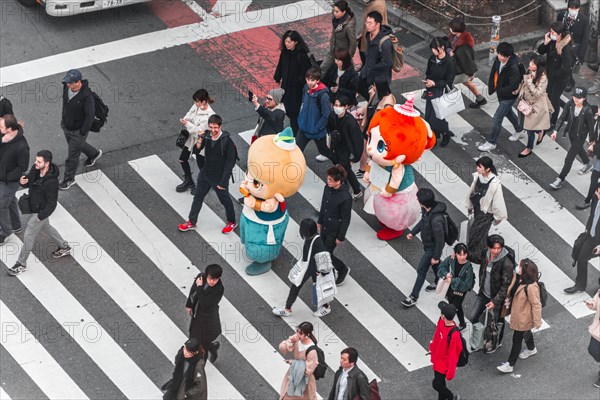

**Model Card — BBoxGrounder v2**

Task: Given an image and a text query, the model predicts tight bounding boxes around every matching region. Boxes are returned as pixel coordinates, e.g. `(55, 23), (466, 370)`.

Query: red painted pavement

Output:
(145, 0), (203, 27)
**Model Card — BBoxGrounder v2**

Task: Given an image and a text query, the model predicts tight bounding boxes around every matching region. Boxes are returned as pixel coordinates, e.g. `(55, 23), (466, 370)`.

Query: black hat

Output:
(573, 87), (587, 99)
(438, 301), (457, 320)
(184, 338), (200, 352)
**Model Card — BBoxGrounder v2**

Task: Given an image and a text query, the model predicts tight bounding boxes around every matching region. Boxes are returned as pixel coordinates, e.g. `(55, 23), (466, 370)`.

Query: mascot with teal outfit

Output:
(239, 128), (306, 275)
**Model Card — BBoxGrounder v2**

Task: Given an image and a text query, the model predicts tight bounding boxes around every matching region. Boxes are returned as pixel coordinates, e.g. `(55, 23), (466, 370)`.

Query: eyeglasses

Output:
(265, 97), (274, 102)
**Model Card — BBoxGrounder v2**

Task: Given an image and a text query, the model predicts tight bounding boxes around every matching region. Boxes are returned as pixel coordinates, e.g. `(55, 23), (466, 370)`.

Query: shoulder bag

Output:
(431, 85), (465, 120)
(288, 236), (319, 287)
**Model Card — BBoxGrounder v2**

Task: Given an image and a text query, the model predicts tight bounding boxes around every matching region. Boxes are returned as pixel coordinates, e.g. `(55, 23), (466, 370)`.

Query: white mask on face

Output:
(568, 9), (578, 18)
(550, 35), (557, 41)
(333, 106), (345, 116)
(516, 266), (522, 275)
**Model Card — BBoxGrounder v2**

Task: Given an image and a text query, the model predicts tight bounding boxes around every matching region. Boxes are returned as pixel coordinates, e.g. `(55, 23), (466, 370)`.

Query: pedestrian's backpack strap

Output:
(446, 326), (460, 346)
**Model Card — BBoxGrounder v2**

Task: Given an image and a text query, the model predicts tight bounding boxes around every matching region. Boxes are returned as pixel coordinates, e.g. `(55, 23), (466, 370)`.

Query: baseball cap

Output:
(184, 338), (200, 352)
(62, 69), (82, 84)
(438, 301), (457, 320)
(573, 87), (587, 99)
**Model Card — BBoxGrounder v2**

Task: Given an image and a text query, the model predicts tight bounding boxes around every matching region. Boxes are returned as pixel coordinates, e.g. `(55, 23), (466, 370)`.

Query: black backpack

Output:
(90, 92), (109, 132)
(441, 212), (459, 246)
(447, 326), (469, 367)
(525, 274), (548, 308)
(306, 345), (327, 380)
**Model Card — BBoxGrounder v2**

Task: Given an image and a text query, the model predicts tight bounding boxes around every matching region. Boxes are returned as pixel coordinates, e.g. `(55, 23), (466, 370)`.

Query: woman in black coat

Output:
(186, 264), (224, 363)
(322, 48), (359, 107)
(273, 30), (312, 135)
(423, 36), (456, 147)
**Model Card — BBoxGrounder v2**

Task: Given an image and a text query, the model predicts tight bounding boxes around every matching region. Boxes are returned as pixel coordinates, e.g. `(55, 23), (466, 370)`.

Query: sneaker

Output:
(12, 227), (22, 234)
(486, 343), (502, 354)
(595, 377), (600, 388)
(208, 341), (220, 363)
(355, 169), (365, 178)
(576, 201), (591, 210)
(453, 395), (461, 400)
(51, 246), (71, 259)
(509, 131), (525, 142)
(178, 220), (196, 232)
(497, 362), (513, 373)
(315, 154), (329, 162)
(401, 296), (418, 307)
(518, 347), (537, 359)
(7, 262), (27, 276)
(59, 179), (75, 191)
(222, 222), (237, 234)
(425, 282), (437, 292)
(549, 178), (563, 190)
(272, 308), (292, 317)
(313, 305), (331, 317)
(578, 162), (594, 175)
(352, 191), (363, 201)
(477, 141), (496, 152)
(335, 267), (351, 286)
(84, 149), (103, 167)
(469, 98), (487, 109)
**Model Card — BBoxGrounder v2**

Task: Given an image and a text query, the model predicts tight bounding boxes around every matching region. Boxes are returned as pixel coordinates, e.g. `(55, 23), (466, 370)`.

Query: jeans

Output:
(469, 293), (505, 344)
(488, 98), (520, 144)
(547, 79), (569, 126)
(321, 230), (348, 276)
(62, 128), (99, 182)
(432, 371), (453, 400)
(296, 131), (331, 158)
(18, 215), (68, 266)
(0, 181), (20, 238)
(188, 175), (235, 225)
(425, 98), (449, 137)
(410, 246), (436, 299)
(558, 137), (589, 181)
(507, 330), (535, 366)
(525, 130), (541, 150)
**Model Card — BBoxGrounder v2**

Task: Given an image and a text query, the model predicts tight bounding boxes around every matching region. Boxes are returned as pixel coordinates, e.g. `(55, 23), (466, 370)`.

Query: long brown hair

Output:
(297, 322), (318, 344)
(520, 259), (539, 285)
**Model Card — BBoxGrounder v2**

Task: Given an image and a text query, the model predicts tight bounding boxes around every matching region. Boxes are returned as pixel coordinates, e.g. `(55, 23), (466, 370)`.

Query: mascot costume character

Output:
(363, 94), (436, 241)
(239, 128), (306, 275)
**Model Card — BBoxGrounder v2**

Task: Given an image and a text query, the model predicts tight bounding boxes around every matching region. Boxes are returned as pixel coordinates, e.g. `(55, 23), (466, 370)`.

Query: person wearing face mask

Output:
(557, 0), (589, 93)
(326, 96), (364, 199)
(549, 87), (596, 190)
(322, 48), (359, 107)
(320, 1), (357, 76)
(251, 88), (286, 141)
(423, 36), (456, 147)
(497, 259), (542, 374)
(537, 22), (575, 132)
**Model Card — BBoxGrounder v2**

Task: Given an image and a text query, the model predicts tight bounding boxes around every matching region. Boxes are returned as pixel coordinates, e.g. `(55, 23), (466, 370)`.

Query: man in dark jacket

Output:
(60, 69), (102, 190)
(185, 264), (224, 363)
(318, 165), (352, 285)
(251, 88), (286, 140)
(402, 188), (447, 307)
(0, 114), (29, 244)
(549, 87), (596, 190)
(328, 347), (371, 400)
(327, 95), (364, 199)
(558, 0), (589, 92)
(178, 115), (237, 234)
(566, 179), (600, 293)
(358, 10), (393, 100)
(478, 42), (523, 152)
(8, 150), (71, 276)
(469, 234), (514, 351)
(162, 338), (207, 400)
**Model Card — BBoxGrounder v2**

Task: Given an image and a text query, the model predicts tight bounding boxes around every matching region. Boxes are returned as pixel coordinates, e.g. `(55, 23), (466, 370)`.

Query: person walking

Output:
(401, 188), (447, 307)
(185, 264), (224, 364)
(358, 11), (393, 100)
(466, 156), (507, 264)
(320, 1), (357, 75)
(584, 288), (600, 388)
(447, 18), (486, 109)
(436, 243), (475, 331)
(423, 36), (456, 147)
(549, 87), (596, 190)
(516, 55), (554, 157)
(178, 115), (237, 234)
(176, 89), (216, 195)
(8, 150), (71, 276)
(327, 348), (371, 400)
(429, 301), (463, 400)
(274, 31), (312, 136)
(278, 322), (319, 400)
(162, 338), (207, 400)
(272, 219), (333, 317)
(0, 114), (29, 244)
(322, 48), (359, 107)
(497, 259), (542, 374)
(537, 22), (575, 132)
(578, 107), (600, 210)
(558, 0), (589, 93)
(477, 42), (523, 152)
(358, 0), (388, 64)
(59, 69), (102, 190)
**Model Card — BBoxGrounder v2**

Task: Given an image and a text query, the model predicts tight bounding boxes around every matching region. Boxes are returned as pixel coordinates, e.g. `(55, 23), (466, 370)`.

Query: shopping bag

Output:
(470, 322), (485, 352)
(315, 271), (337, 308)
(435, 278), (450, 299)
(431, 86), (465, 119)
(288, 259), (308, 287)
(482, 309), (499, 353)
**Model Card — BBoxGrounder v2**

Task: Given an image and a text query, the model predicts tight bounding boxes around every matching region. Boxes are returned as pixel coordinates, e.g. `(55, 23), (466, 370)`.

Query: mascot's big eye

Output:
(252, 179), (263, 190)
(376, 140), (387, 154)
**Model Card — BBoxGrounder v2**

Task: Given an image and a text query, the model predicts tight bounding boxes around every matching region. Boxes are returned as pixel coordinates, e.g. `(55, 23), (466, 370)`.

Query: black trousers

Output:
(585, 169), (600, 203)
(559, 137), (589, 181)
(321, 230), (348, 275)
(575, 235), (597, 289)
(432, 371), (453, 400)
(547, 78), (569, 126)
(178, 146), (203, 177)
(507, 329), (535, 366)
(425, 98), (449, 137)
(285, 271), (313, 309)
(332, 153), (361, 194)
(446, 291), (466, 326)
(296, 131), (330, 158)
(188, 175), (235, 225)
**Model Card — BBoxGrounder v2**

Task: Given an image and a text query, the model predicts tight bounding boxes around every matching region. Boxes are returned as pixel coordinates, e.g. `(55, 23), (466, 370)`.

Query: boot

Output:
(176, 175), (195, 192)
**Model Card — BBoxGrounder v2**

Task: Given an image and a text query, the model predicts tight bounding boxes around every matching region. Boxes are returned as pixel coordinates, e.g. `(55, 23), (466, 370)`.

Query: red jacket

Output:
(429, 318), (462, 380)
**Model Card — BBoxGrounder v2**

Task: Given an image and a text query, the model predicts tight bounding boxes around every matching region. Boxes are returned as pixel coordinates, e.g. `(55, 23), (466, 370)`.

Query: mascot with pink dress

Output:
(363, 94), (436, 240)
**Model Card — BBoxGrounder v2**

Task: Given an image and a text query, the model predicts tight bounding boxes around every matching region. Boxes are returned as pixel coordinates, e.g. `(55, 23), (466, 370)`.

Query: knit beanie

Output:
(268, 88), (285, 104)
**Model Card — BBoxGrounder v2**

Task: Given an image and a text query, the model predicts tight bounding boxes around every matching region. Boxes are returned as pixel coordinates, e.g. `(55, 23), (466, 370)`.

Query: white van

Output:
(18, 0), (150, 17)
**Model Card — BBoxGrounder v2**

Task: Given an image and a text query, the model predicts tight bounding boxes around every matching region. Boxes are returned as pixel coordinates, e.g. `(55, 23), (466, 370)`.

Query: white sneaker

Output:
(497, 362), (513, 373)
(578, 162), (594, 175)
(549, 178), (563, 190)
(315, 154), (329, 162)
(313, 306), (331, 317)
(518, 347), (537, 359)
(509, 131), (525, 142)
(272, 308), (292, 317)
(477, 142), (497, 152)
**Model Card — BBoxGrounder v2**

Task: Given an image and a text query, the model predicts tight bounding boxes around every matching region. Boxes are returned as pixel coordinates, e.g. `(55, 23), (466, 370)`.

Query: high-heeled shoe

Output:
(536, 131), (545, 145)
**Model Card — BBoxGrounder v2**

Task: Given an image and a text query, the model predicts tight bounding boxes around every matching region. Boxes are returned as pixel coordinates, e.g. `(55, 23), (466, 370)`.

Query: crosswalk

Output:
(1, 82), (599, 399)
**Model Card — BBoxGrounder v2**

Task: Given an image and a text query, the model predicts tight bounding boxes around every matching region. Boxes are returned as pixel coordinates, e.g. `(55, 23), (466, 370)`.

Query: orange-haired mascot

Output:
(363, 94), (436, 240)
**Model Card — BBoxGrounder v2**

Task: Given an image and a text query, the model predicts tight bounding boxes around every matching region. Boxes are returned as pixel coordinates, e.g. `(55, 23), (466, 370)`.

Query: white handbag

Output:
(431, 85), (466, 119)
(435, 278), (450, 299)
(315, 271), (337, 307)
(288, 236), (319, 287)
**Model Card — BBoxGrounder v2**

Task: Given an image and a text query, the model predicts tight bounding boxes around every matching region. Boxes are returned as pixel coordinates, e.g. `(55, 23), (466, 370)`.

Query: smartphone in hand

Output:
(248, 91), (254, 102)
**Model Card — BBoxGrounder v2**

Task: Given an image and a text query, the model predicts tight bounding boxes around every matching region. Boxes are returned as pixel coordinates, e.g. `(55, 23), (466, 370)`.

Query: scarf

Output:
(332, 12), (349, 29)
(170, 348), (201, 395)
